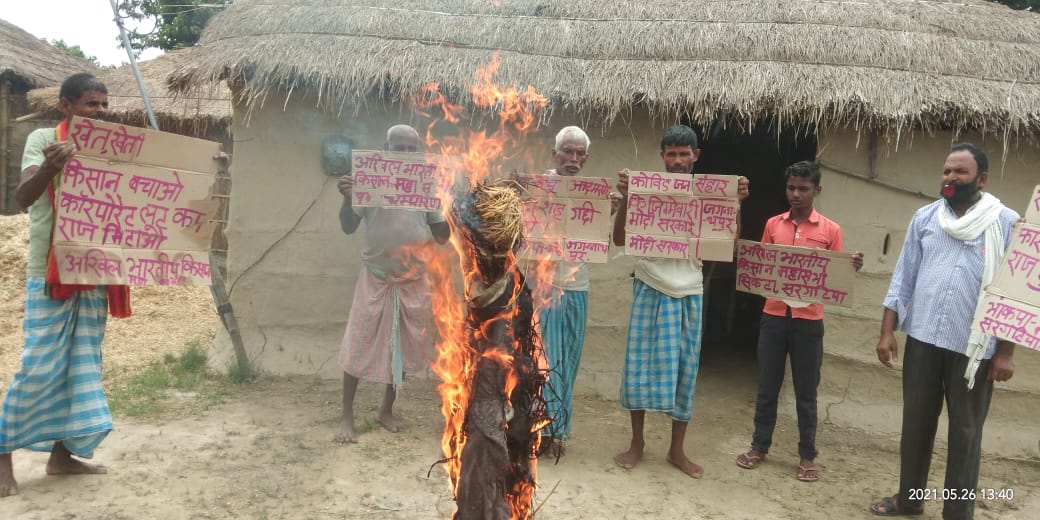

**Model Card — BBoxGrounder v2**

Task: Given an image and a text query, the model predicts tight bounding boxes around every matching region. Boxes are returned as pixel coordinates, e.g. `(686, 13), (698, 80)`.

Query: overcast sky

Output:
(1, 0), (163, 67)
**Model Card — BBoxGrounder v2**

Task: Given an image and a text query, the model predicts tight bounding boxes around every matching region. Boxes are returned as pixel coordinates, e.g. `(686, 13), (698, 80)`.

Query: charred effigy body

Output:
(449, 181), (548, 520)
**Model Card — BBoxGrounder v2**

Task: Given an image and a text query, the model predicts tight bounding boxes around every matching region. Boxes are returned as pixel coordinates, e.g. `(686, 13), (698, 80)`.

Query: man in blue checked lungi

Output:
(610, 125), (750, 478)
(533, 126), (620, 458)
(1, 73), (116, 498)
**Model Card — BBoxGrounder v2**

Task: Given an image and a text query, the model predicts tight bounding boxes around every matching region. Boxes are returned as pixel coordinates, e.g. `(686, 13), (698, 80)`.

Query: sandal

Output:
(735, 450), (765, 469)
(869, 495), (924, 516)
(797, 464), (819, 482)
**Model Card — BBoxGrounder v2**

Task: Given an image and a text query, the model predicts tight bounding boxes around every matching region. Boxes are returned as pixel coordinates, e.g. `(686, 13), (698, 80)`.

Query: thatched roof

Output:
(168, 0), (1040, 137)
(0, 18), (98, 92)
(29, 48), (231, 139)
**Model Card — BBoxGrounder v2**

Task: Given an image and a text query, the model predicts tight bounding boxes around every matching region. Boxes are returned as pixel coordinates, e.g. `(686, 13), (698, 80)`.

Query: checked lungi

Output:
(540, 288), (588, 440)
(0, 278), (112, 457)
(619, 278), (703, 422)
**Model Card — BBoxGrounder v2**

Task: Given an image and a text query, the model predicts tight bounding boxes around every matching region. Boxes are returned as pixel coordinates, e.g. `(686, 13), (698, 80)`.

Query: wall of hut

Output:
(209, 93), (660, 381)
(211, 94), (1040, 457)
(813, 127), (1040, 457)
(2, 89), (60, 215)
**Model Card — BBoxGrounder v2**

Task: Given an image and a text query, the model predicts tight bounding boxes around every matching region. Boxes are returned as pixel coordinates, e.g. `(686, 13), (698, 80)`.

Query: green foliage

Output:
(118, 0), (232, 52)
(49, 39), (100, 66)
(226, 357), (257, 384)
(107, 340), (232, 419)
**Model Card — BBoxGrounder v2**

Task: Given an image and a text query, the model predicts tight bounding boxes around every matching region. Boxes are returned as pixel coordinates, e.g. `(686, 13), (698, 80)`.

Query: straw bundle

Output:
(471, 181), (524, 258)
(451, 179), (525, 289)
(168, 0), (1040, 138)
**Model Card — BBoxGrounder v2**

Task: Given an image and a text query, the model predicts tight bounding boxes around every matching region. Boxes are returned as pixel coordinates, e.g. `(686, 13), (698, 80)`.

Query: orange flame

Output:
(416, 54), (557, 519)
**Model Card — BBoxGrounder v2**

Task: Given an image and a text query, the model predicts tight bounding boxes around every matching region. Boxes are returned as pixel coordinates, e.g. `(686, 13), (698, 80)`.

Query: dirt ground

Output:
(1, 213), (1038, 519)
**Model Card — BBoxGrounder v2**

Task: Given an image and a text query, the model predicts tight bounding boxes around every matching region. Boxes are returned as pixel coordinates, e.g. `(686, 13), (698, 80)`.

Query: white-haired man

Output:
(536, 126), (606, 457)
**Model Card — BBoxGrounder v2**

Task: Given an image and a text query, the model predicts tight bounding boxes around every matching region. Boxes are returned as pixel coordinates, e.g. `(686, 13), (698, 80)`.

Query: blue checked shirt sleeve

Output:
(883, 212), (923, 330)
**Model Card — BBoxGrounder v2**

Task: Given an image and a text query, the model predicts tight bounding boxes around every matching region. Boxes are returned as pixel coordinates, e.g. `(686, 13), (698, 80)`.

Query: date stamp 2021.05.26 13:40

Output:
(908, 488), (1015, 501)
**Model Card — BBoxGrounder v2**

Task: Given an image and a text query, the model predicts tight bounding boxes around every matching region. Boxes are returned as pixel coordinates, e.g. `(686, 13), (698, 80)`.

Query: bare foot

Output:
(334, 416), (358, 444)
(45, 457), (107, 476)
(613, 441), (644, 469)
(666, 452), (704, 479)
(0, 453), (17, 498)
(45, 442), (108, 476)
(376, 412), (404, 433)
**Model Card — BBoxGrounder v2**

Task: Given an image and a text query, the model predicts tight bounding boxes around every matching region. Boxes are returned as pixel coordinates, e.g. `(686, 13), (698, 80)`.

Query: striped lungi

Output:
(540, 288), (588, 440)
(0, 278), (112, 457)
(339, 265), (435, 387)
(619, 278), (703, 422)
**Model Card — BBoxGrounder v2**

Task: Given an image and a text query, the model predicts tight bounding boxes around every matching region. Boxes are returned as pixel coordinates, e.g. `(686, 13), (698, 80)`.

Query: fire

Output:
(415, 55), (558, 519)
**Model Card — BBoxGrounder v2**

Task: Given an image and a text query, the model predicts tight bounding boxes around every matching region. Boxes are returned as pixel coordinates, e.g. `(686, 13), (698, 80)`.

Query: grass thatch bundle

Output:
(470, 181), (524, 258)
(452, 179), (525, 287)
(27, 49), (231, 141)
(0, 18), (97, 92)
(168, 0), (1040, 139)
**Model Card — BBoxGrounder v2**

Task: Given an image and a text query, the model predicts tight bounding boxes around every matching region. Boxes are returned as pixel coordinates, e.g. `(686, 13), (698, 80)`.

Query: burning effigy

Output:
(420, 57), (554, 519)
(449, 181), (546, 519)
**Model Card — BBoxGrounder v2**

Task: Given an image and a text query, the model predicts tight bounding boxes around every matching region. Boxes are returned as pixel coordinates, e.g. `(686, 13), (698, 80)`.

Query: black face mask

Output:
(941, 180), (978, 205)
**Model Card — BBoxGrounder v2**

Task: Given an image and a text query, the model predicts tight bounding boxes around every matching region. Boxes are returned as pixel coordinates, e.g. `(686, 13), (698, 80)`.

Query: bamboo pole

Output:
(109, 0), (158, 130)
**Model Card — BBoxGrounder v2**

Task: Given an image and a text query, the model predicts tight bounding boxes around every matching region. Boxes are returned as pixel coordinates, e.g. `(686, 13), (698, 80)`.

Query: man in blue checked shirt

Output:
(869, 143), (1018, 518)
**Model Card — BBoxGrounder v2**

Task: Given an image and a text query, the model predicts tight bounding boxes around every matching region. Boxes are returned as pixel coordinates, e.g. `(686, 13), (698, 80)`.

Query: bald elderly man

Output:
(334, 125), (450, 443)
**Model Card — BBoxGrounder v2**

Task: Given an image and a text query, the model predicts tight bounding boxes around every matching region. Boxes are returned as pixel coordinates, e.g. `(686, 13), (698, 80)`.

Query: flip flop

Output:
(735, 451), (764, 469)
(797, 464), (819, 482)
(869, 495), (924, 516)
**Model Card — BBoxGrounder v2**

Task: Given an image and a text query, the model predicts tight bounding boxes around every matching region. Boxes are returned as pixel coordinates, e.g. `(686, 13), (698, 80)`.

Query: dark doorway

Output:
(686, 118), (818, 355)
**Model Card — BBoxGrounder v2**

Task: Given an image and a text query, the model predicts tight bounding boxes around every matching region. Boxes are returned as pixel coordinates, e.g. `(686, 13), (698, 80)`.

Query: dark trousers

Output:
(898, 336), (993, 520)
(751, 313), (824, 461)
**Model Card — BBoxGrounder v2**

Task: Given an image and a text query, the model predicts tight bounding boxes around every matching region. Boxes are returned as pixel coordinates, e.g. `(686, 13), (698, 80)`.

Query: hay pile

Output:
(0, 214), (218, 392)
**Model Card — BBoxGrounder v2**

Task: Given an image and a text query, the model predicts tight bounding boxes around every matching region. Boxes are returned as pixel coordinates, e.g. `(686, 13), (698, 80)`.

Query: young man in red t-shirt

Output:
(735, 161), (863, 482)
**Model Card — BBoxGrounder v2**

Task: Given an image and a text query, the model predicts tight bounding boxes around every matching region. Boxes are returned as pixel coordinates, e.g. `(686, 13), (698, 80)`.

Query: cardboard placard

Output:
(1026, 184), (1040, 224)
(517, 174), (612, 263)
(350, 150), (450, 212)
(623, 171), (741, 261)
(55, 245), (211, 286)
(69, 115), (219, 174)
(972, 294), (1040, 351)
(971, 208), (1040, 350)
(54, 116), (220, 286)
(734, 240), (856, 307)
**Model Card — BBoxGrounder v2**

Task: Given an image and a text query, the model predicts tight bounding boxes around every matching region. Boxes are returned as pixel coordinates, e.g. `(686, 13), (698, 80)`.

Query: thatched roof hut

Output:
(29, 48), (232, 141)
(2, 18), (99, 213)
(169, 0), (1040, 138)
(0, 17), (98, 92)
(162, 1), (1040, 458)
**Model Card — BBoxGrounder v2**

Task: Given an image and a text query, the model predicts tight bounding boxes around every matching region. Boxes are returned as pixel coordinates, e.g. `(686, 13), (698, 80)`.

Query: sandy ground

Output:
(0, 366), (1036, 519)
(1, 213), (1038, 519)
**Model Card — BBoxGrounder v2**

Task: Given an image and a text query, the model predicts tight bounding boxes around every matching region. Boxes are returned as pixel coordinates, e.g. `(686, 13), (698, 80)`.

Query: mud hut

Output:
(170, 0), (1040, 456)
(0, 17), (97, 214)
(28, 48), (232, 145)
